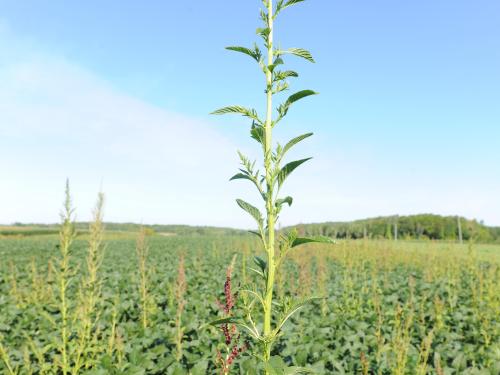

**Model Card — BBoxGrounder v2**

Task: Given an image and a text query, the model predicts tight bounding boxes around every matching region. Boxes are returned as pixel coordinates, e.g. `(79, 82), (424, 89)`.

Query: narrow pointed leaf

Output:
(276, 196), (293, 208)
(282, 0), (306, 11)
(256, 27), (271, 39)
(285, 48), (315, 63)
(236, 199), (263, 226)
(276, 0), (306, 16)
(249, 267), (265, 278)
(208, 317), (260, 339)
(240, 289), (266, 309)
(274, 70), (299, 82)
(275, 297), (322, 333)
(226, 46), (261, 62)
(211, 106), (262, 123)
(250, 124), (264, 144)
(286, 90), (318, 106)
(230, 173), (253, 182)
(248, 230), (262, 239)
(283, 133), (313, 155)
(291, 236), (335, 248)
(253, 256), (267, 274)
(277, 158), (312, 188)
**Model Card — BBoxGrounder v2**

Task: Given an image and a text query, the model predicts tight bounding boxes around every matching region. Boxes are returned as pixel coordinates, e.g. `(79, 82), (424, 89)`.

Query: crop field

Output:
(0, 234), (498, 374)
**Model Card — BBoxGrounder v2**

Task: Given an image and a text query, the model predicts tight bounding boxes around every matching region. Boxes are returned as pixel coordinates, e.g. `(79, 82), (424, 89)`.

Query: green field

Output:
(0, 234), (499, 374)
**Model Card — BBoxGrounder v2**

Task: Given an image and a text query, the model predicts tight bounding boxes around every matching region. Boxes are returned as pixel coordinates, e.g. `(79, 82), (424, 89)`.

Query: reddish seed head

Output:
(221, 323), (232, 345)
(216, 259), (246, 374)
(220, 262), (238, 315)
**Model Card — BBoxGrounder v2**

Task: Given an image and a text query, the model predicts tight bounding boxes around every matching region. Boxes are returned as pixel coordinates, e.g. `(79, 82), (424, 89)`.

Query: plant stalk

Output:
(263, 0), (275, 364)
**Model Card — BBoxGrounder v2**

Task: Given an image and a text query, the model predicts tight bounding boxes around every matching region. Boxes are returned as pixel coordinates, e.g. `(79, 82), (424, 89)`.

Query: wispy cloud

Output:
(1, 22), (499, 227)
(0, 26), (255, 227)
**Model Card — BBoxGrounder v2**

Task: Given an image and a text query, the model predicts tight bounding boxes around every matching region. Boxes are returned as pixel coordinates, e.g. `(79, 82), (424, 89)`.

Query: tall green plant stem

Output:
(58, 181), (75, 375)
(0, 338), (16, 375)
(212, 0), (324, 371)
(263, 0), (275, 362)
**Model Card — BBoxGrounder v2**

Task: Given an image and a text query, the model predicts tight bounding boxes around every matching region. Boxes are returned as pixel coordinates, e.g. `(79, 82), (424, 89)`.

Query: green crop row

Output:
(0, 234), (499, 374)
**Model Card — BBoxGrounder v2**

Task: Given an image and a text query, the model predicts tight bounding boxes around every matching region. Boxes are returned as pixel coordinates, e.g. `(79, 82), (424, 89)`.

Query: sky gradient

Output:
(1, 0), (499, 227)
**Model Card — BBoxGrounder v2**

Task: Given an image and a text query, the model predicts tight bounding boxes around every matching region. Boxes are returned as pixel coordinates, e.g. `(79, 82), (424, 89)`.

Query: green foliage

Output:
(276, 158), (312, 189)
(212, 1), (326, 371)
(236, 199), (264, 228)
(0, 223), (248, 238)
(290, 214), (500, 243)
(0, 236), (499, 373)
(211, 106), (263, 124)
(282, 133), (313, 156)
(280, 48), (315, 63)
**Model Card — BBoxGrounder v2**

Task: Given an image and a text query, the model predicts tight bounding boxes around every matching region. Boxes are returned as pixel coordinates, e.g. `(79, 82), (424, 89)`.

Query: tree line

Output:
(291, 214), (500, 243)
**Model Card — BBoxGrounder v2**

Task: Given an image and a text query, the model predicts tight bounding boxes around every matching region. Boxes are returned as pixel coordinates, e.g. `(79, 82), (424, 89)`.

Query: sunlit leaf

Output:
(236, 199), (263, 226)
(230, 173), (253, 182)
(276, 158), (312, 188)
(286, 90), (318, 106)
(274, 70), (299, 82)
(251, 124), (265, 144)
(281, 0), (306, 12)
(291, 236), (335, 248)
(284, 48), (315, 63)
(275, 196), (293, 209)
(275, 0), (306, 17)
(211, 106), (262, 124)
(283, 133), (313, 155)
(226, 45), (262, 62)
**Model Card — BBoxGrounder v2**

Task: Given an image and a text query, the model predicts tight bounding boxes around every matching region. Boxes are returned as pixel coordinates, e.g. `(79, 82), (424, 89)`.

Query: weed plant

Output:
(211, 1), (332, 372)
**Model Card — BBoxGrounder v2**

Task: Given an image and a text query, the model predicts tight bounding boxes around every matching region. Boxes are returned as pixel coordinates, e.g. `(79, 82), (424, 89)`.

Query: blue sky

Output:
(1, 0), (499, 227)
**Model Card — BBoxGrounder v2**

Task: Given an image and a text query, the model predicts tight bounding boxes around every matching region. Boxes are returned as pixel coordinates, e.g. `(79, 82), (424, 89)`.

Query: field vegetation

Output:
(1, 225), (499, 374)
(293, 215), (500, 243)
(2, 1), (499, 374)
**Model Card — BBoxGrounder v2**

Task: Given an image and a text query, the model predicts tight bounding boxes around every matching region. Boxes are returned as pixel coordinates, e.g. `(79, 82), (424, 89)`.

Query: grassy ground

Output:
(0, 235), (499, 374)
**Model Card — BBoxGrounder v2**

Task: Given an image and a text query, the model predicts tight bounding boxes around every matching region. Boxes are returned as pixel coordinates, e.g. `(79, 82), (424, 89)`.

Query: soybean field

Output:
(0, 234), (499, 374)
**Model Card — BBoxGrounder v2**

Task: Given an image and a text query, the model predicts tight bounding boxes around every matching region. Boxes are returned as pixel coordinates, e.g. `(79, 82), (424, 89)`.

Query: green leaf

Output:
(274, 70), (299, 82)
(283, 133), (313, 155)
(291, 236), (335, 248)
(275, 297), (322, 334)
(282, 0), (306, 11)
(264, 357), (314, 375)
(249, 267), (265, 278)
(286, 90), (318, 106)
(236, 199), (263, 226)
(226, 45), (262, 62)
(275, 196), (293, 209)
(251, 124), (265, 144)
(208, 317), (260, 339)
(248, 230), (262, 238)
(253, 256), (267, 274)
(190, 361), (209, 375)
(284, 48), (315, 63)
(268, 57), (285, 73)
(265, 356), (287, 374)
(230, 173), (253, 182)
(256, 27), (271, 38)
(276, 0), (306, 17)
(276, 158), (312, 188)
(276, 91), (317, 121)
(211, 105), (262, 123)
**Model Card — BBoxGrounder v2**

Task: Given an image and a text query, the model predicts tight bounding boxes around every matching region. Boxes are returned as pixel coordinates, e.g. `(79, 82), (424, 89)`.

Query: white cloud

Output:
(1, 24), (499, 228)
(0, 28), (258, 227)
